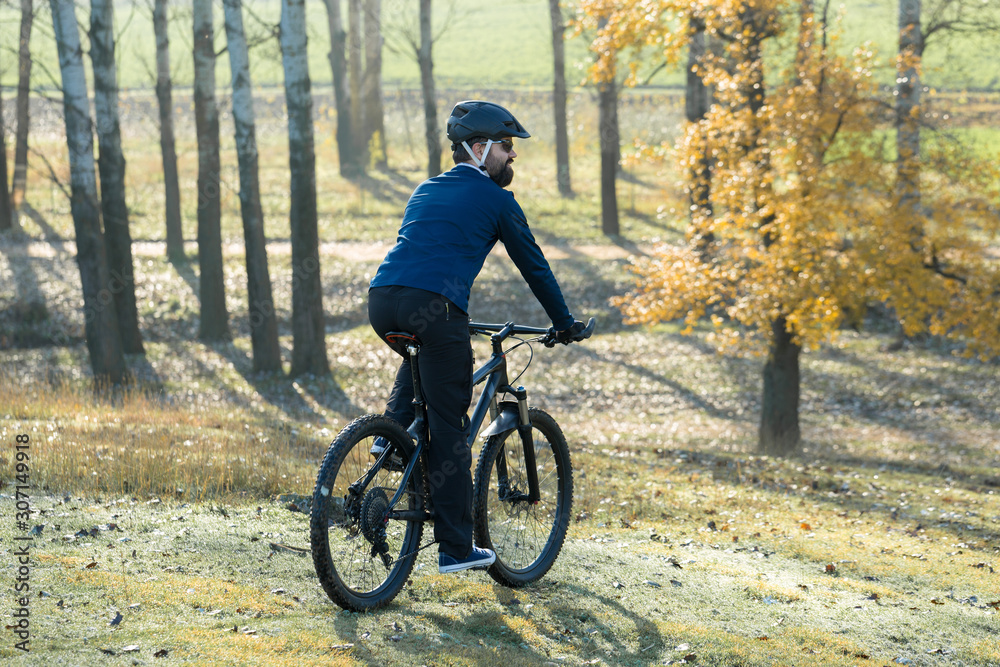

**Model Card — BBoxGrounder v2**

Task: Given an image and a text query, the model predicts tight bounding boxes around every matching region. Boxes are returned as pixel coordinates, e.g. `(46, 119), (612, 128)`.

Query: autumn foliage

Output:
(581, 0), (1000, 452)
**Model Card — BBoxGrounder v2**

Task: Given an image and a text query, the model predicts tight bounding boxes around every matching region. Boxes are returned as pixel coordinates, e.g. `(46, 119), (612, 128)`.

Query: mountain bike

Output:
(309, 318), (595, 611)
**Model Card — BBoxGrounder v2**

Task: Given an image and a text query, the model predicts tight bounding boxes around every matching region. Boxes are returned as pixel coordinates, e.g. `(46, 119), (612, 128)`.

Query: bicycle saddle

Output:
(383, 331), (422, 357)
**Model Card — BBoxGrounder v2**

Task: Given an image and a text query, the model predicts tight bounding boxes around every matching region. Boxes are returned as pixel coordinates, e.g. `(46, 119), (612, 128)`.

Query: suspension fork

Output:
(511, 385), (540, 504)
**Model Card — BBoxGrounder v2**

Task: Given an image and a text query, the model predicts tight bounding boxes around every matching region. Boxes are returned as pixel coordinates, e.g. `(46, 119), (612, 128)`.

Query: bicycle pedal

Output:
(370, 436), (404, 470)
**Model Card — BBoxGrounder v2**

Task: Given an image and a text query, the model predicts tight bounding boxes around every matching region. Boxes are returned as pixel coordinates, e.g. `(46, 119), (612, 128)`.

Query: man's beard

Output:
(484, 150), (514, 188)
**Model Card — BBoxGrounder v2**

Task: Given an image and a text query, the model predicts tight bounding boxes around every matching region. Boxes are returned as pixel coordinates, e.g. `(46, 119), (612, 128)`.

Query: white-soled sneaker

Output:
(369, 436), (403, 470)
(438, 546), (496, 574)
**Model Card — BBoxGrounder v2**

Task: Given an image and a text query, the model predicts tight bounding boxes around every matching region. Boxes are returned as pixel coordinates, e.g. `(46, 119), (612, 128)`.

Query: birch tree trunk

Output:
(322, 0), (361, 177)
(281, 0), (330, 377)
(362, 0), (386, 168)
(154, 0), (184, 261)
(49, 0), (127, 386)
(91, 0), (144, 355)
(0, 85), (10, 231)
(548, 0), (572, 197)
(193, 0), (230, 340)
(418, 0), (440, 177)
(11, 0), (34, 216)
(896, 0), (922, 215)
(223, 0), (282, 373)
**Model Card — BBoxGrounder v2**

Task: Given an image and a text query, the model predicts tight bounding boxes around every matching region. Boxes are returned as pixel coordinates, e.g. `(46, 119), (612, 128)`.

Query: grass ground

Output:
(2, 223), (999, 665)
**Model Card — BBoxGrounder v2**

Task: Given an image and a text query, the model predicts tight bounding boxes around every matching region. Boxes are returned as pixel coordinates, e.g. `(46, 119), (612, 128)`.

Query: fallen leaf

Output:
(757, 635), (769, 641)
(825, 563), (837, 573)
(799, 523), (811, 530)
(154, 649), (169, 658)
(683, 653), (697, 662)
(85, 562), (98, 569)
(930, 599), (945, 605)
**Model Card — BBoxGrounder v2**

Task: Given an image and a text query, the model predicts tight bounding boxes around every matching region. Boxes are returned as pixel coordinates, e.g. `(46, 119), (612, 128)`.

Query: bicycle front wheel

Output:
(310, 414), (424, 611)
(472, 407), (573, 587)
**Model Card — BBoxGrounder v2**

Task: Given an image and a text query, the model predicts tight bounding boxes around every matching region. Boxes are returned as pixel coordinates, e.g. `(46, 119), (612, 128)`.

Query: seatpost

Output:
(407, 344), (427, 441)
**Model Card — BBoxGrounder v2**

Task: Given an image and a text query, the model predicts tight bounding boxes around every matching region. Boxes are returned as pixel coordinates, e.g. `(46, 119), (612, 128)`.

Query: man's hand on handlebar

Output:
(544, 318), (596, 347)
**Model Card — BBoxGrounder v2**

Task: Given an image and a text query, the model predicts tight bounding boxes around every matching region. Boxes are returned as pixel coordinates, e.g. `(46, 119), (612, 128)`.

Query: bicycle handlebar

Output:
(469, 317), (596, 346)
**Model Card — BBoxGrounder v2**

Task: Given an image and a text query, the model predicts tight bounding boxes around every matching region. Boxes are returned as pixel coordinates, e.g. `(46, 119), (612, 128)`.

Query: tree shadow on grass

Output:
(677, 445), (1000, 556)
(19, 203), (66, 242)
(210, 340), (363, 424)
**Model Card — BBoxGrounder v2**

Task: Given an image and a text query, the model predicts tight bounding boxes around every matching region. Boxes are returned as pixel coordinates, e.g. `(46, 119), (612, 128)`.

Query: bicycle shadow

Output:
(322, 579), (667, 665)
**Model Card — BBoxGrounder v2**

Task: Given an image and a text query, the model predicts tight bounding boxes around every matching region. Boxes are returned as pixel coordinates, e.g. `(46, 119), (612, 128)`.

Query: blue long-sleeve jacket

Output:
(370, 164), (574, 330)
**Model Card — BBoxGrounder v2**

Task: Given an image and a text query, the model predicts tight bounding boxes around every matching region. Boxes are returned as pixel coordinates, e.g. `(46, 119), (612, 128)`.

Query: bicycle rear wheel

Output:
(472, 407), (573, 587)
(310, 414), (424, 611)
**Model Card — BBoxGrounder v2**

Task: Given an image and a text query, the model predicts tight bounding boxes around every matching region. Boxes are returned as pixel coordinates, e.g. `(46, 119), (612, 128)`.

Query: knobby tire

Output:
(310, 414), (423, 611)
(472, 407), (573, 587)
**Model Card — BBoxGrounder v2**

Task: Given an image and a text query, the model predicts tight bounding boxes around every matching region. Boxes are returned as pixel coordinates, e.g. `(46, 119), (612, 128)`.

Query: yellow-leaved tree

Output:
(582, 0), (1000, 455)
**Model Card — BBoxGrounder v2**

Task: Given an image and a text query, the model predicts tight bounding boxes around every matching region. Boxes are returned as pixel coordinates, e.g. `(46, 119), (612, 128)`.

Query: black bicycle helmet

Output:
(446, 100), (530, 147)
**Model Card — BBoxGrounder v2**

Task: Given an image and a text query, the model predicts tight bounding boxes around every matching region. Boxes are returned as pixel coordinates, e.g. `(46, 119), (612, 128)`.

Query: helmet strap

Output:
(462, 139), (494, 169)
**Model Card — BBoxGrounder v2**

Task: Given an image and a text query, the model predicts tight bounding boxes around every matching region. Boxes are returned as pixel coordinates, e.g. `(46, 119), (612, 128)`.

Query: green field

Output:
(2, 0), (999, 93)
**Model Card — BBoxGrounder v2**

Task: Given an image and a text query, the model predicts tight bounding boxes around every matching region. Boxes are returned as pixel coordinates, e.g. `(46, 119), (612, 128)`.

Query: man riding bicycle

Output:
(368, 100), (588, 574)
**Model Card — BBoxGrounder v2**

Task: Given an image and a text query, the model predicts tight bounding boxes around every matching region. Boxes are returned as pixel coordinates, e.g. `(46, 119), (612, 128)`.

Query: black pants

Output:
(368, 285), (474, 558)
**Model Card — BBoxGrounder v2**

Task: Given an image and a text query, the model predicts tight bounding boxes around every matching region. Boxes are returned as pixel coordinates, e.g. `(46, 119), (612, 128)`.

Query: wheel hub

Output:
(360, 487), (390, 544)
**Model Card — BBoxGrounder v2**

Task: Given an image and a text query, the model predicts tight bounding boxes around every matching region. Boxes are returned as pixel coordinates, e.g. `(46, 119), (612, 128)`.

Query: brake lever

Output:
(542, 327), (558, 348)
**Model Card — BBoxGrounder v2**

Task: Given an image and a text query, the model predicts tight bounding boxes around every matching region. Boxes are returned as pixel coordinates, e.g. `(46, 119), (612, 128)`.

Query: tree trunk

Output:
(686, 16), (713, 241)
(155, 0), (184, 261)
(0, 85), (11, 231)
(281, 0), (330, 378)
(896, 0), (922, 215)
(548, 0), (572, 196)
(11, 0), (33, 216)
(362, 0), (386, 168)
(347, 0), (367, 169)
(223, 0), (282, 374)
(759, 317), (802, 456)
(322, 0), (361, 177)
(193, 0), (230, 340)
(597, 77), (619, 236)
(418, 0), (441, 177)
(49, 0), (127, 387)
(91, 0), (144, 355)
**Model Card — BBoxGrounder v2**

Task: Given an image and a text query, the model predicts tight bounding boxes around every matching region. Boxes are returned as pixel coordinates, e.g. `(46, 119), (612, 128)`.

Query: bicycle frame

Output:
(372, 321), (549, 522)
